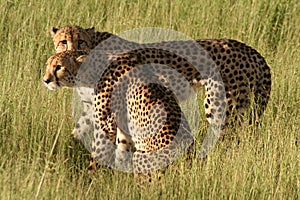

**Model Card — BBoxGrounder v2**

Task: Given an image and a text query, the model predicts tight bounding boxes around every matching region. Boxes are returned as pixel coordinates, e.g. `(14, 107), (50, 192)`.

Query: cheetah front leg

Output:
(72, 101), (94, 138)
(72, 88), (94, 141)
(253, 66), (271, 124)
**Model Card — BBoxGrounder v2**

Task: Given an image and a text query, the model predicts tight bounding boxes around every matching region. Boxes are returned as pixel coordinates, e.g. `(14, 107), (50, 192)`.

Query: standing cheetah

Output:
(50, 26), (271, 143)
(43, 49), (210, 172)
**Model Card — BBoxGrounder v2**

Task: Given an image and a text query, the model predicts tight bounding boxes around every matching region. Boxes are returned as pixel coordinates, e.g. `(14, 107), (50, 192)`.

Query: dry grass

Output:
(0, 0), (299, 199)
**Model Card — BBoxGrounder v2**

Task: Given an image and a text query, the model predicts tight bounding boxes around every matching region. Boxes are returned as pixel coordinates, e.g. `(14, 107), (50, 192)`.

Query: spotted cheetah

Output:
(50, 26), (271, 143)
(43, 49), (214, 172)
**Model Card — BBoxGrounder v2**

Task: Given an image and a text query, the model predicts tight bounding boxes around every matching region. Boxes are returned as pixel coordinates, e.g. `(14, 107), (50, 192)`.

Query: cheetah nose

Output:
(43, 78), (51, 84)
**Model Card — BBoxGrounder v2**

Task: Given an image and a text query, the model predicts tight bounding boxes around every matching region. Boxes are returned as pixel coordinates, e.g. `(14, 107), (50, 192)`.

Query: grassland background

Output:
(0, 0), (299, 199)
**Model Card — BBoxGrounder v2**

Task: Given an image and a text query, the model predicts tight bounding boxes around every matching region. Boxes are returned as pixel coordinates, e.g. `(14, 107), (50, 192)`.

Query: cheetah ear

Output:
(76, 55), (87, 63)
(50, 26), (59, 37)
(85, 27), (95, 33)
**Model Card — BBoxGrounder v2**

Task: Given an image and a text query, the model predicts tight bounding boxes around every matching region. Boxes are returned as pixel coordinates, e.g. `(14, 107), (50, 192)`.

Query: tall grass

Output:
(0, 0), (299, 199)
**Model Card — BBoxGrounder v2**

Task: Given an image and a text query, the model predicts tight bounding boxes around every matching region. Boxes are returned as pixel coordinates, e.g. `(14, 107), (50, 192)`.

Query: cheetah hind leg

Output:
(133, 171), (164, 190)
(252, 68), (271, 125)
(116, 128), (135, 152)
(114, 128), (135, 172)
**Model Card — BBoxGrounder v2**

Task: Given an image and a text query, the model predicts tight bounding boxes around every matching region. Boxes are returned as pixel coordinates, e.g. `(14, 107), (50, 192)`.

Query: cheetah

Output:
(43, 49), (214, 173)
(50, 26), (272, 143)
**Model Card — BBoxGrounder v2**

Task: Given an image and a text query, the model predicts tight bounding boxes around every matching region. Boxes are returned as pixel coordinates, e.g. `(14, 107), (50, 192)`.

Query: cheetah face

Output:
(43, 51), (87, 90)
(51, 26), (94, 53)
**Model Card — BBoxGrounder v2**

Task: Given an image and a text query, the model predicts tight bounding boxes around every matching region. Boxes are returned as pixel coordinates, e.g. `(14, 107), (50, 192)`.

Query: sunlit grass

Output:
(0, 0), (299, 199)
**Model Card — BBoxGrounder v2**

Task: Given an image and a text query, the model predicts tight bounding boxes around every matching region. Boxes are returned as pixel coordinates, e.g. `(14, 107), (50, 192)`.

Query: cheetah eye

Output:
(54, 65), (62, 73)
(61, 40), (67, 45)
(78, 39), (85, 45)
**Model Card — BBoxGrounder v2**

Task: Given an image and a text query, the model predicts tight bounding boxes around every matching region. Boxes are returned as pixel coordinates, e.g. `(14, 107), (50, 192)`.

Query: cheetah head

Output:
(51, 25), (94, 53)
(43, 50), (87, 90)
